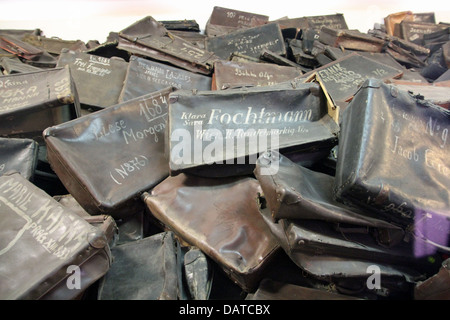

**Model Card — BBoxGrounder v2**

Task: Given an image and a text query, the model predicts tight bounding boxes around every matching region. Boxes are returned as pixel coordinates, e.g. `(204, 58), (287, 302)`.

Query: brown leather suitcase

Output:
(0, 172), (117, 300)
(43, 87), (173, 219)
(0, 66), (81, 144)
(141, 174), (280, 292)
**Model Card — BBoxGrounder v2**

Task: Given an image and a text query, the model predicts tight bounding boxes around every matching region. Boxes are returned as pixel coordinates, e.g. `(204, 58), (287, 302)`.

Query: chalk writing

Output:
(207, 107), (313, 125)
(0, 177), (92, 260)
(109, 155), (149, 185)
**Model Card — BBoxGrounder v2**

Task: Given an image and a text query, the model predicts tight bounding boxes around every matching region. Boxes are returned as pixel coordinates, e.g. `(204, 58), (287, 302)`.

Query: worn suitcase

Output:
(97, 231), (181, 300)
(385, 80), (450, 110)
(0, 66), (81, 143)
(119, 55), (212, 102)
(118, 16), (219, 75)
(305, 13), (348, 31)
(257, 206), (429, 299)
(302, 52), (403, 104)
(167, 80), (339, 177)
(212, 60), (302, 90)
(43, 87), (173, 219)
(0, 57), (43, 74)
(142, 174), (280, 292)
(205, 23), (286, 61)
(0, 172), (116, 300)
(56, 49), (128, 109)
(21, 34), (87, 56)
(205, 6), (269, 37)
(54, 193), (147, 245)
(0, 34), (43, 60)
(334, 79), (450, 254)
(0, 137), (39, 181)
(399, 21), (447, 46)
(254, 150), (404, 247)
(318, 27), (385, 53)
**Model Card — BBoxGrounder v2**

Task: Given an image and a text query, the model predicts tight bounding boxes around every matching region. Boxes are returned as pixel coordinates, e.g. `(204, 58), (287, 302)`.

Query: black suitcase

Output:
(205, 23), (286, 61)
(167, 80), (339, 177)
(334, 79), (450, 253)
(118, 16), (219, 75)
(254, 150), (404, 247)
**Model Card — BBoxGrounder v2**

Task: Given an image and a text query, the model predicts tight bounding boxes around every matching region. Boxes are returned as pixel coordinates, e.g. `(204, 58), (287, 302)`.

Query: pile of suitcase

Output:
(0, 7), (449, 300)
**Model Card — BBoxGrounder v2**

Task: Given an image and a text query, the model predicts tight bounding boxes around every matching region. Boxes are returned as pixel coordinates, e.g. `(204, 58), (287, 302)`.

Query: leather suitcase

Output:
(302, 52), (403, 104)
(22, 34), (87, 56)
(119, 55), (212, 102)
(118, 16), (220, 75)
(205, 6), (269, 37)
(0, 137), (39, 181)
(0, 66), (81, 144)
(254, 150), (404, 247)
(212, 60), (302, 90)
(333, 79), (450, 253)
(0, 172), (116, 300)
(205, 23), (286, 61)
(141, 174), (280, 292)
(43, 87), (173, 219)
(56, 49), (129, 109)
(0, 34), (43, 60)
(54, 193), (147, 245)
(0, 57), (42, 74)
(385, 80), (450, 109)
(167, 80), (339, 177)
(257, 206), (430, 299)
(305, 13), (348, 31)
(97, 231), (180, 300)
(399, 21), (447, 45)
(318, 27), (385, 53)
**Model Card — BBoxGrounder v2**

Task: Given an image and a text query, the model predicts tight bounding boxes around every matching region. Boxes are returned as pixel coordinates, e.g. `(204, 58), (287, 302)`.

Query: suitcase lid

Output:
(167, 81), (339, 176)
(43, 87), (173, 218)
(205, 23), (286, 60)
(0, 172), (108, 299)
(119, 55), (212, 103)
(56, 50), (128, 109)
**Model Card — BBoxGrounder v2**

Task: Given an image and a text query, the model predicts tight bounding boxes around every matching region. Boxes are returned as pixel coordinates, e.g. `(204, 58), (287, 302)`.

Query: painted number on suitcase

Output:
(110, 155), (149, 185)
